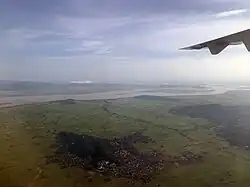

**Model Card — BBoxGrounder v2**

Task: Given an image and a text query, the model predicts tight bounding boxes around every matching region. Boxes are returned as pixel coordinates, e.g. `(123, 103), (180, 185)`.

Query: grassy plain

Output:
(1, 91), (250, 187)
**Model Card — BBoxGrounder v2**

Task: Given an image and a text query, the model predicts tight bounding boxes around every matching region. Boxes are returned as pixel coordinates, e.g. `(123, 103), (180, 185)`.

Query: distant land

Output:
(1, 80), (250, 107)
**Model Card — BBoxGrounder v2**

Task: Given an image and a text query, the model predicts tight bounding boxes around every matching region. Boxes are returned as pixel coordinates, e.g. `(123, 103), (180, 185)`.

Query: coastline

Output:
(0, 88), (229, 108)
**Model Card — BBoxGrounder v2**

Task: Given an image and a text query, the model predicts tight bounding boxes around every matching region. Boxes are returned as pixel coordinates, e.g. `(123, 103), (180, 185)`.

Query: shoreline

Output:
(1, 88), (250, 108)
(0, 88), (229, 108)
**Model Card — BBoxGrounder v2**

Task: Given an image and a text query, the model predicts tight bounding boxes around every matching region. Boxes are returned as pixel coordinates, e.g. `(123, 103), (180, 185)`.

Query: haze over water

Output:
(0, 82), (249, 106)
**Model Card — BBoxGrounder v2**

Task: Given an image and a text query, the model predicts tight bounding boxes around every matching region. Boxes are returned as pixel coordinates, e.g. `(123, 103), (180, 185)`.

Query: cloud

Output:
(65, 40), (113, 55)
(215, 9), (248, 17)
(0, 0), (243, 29)
(1, 0), (250, 82)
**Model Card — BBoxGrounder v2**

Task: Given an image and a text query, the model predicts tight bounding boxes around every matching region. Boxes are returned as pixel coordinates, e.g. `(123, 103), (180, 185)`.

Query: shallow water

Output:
(0, 87), (227, 107)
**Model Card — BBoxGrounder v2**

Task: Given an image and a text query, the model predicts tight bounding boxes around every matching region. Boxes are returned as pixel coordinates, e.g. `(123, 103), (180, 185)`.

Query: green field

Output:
(1, 92), (250, 187)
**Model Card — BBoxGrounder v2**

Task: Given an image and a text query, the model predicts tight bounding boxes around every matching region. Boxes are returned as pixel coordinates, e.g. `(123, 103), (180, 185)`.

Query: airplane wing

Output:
(180, 29), (250, 55)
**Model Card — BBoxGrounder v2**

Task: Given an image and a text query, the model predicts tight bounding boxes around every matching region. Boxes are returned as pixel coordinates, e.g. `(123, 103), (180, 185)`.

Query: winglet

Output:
(243, 38), (250, 51)
(207, 42), (229, 55)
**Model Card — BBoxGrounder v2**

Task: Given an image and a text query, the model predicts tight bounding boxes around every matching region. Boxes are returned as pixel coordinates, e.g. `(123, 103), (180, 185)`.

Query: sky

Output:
(1, 0), (250, 83)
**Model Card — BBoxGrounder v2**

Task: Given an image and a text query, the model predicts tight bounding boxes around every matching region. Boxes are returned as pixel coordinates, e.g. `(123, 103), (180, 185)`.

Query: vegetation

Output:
(1, 92), (250, 187)
(170, 104), (250, 148)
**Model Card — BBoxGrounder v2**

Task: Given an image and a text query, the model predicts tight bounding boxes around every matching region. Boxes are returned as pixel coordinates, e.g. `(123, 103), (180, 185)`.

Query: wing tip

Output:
(179, 46), (197, 51)
(179, 47), (190, 50)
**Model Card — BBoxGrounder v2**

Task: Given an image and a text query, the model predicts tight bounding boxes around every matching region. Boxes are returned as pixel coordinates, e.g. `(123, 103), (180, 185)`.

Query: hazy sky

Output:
(1, 0), (250, 83)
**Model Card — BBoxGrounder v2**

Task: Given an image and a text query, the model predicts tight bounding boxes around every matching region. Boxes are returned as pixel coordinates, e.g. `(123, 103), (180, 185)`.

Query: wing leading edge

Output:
(180, 29), (250, 55)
